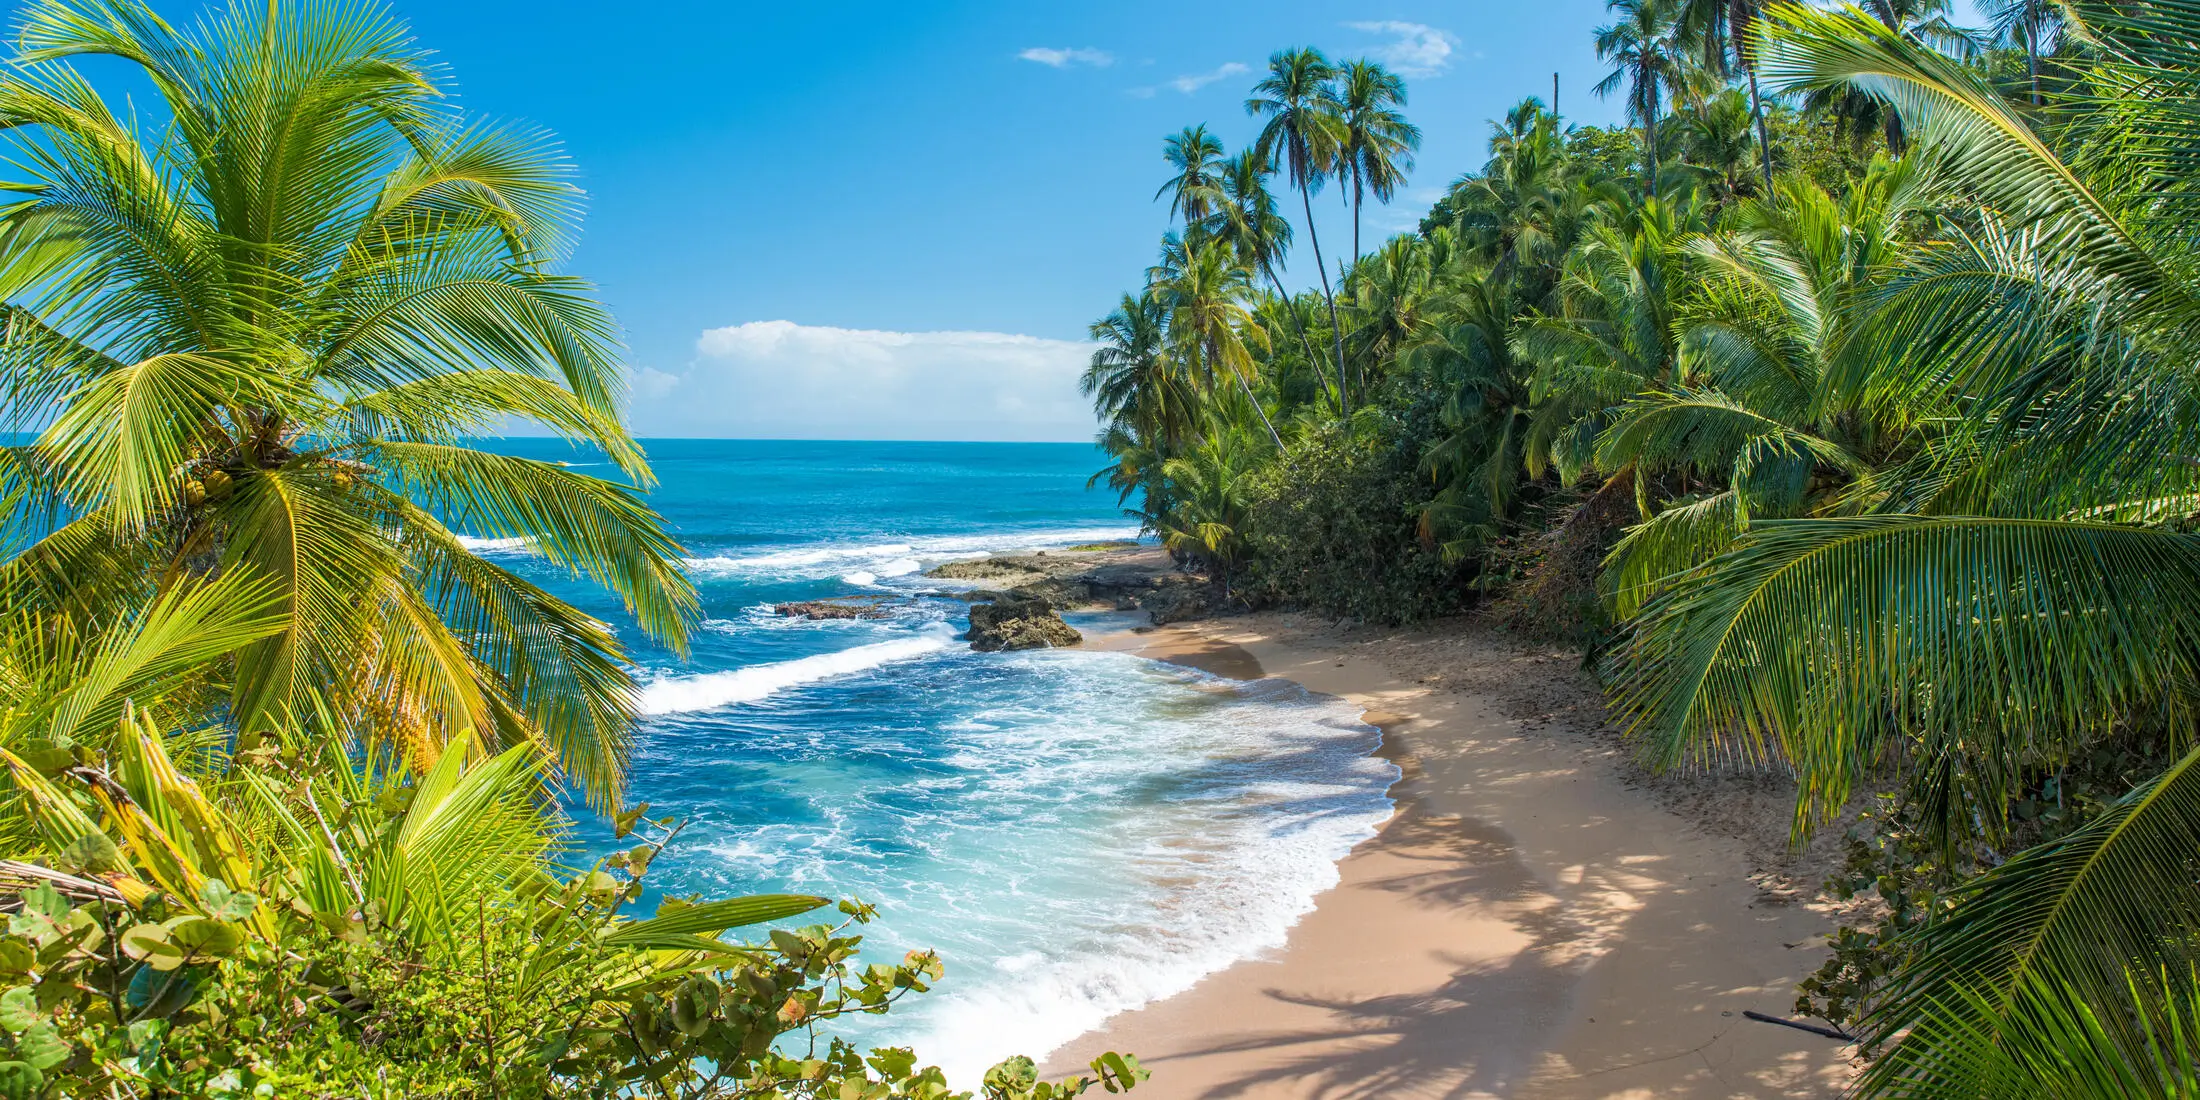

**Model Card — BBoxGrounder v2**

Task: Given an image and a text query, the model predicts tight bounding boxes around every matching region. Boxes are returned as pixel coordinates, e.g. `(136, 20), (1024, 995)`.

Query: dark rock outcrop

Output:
(923, 544), (1225, 625)
(775, 597), (894, 620)
(1005, 577), (1091, 608)
(1140, 581), (1214, 625)
(966, 598), (1082, 652)
(919, 588), (1010, 603)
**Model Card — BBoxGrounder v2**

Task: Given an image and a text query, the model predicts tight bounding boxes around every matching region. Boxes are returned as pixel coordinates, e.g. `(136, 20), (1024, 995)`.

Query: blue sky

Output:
(392, 1), (1628, 440)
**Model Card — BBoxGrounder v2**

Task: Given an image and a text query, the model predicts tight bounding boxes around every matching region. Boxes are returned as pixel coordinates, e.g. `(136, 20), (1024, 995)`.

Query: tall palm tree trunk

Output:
(1234, 370), (1287, 450)
(1262, 263), (1340, 413)
(1209, 337), (1285, 449)
(1298, 183), (1351, 417)
(1746, 67), (1775, 194)
(2027, 33), (2041, 106)
(1351, 163), (1364, 265)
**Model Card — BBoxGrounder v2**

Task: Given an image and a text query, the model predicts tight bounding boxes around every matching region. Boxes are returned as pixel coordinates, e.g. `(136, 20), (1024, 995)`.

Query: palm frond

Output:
(1613, 515), (2200, 841)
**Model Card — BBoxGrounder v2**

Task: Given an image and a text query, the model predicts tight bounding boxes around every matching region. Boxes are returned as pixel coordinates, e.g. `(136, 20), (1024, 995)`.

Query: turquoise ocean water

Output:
(473, 439), (1397, 1082)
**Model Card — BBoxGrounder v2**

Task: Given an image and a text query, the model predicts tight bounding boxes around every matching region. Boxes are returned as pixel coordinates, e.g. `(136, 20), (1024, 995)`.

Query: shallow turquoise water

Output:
(475, 439), (1396, 1081)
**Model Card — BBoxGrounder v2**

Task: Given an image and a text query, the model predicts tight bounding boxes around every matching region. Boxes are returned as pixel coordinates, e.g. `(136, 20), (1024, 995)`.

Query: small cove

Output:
(483, 439), (1398, 1082)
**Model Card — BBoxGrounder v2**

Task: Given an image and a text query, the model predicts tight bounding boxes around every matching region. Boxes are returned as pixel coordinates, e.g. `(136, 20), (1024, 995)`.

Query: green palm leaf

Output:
(368, 441), (695, 648)
(602, 895), (832, 948)
(1860, 750), (2200, 1091)
(1613, 516), (2200, 839)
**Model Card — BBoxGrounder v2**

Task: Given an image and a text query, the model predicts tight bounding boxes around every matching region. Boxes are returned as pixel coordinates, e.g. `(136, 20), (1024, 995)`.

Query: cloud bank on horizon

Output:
(627, 321), (1100, 442)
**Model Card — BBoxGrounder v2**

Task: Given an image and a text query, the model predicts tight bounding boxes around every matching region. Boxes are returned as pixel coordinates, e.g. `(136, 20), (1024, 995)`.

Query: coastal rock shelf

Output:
(965, 597), (1082, 651)
(926, 544), (1217, 626)
(774, 596), (897, 620)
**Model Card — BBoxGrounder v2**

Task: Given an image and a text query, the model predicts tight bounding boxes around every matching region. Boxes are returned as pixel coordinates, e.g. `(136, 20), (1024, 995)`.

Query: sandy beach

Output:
(1057, 613), (1857, 1099)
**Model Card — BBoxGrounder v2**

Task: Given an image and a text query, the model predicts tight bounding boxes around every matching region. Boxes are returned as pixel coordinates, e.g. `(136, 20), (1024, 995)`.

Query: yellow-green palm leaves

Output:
(1612, 3), (2200, 1090)
(1601, 160), (1928, 616)
(0, 0), (696, 806)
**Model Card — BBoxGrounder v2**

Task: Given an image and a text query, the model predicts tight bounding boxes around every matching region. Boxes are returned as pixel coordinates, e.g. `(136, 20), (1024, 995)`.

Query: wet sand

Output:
(1057, 616), (1853, 1099)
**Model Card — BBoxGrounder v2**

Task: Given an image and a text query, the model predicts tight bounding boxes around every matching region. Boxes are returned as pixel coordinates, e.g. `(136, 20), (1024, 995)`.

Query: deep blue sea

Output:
(472, 439), (1396, 1081)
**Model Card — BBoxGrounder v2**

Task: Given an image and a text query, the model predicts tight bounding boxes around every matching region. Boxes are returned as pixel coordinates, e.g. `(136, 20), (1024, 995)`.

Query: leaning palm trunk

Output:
(1298, 185), (1352, 416)
(1261, 264), (1342, 413)
(1351, 162), (1364, 266)
(1233, 367), (1287, 450)
(1746, 67), (1775, 192)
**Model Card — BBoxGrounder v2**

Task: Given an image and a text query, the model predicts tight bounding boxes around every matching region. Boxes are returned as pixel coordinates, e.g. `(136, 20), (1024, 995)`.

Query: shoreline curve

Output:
(1051, 612), (1855, 1099)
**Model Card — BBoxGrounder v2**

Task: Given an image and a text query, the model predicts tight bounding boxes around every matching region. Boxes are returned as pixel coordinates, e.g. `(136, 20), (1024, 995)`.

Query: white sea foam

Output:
(656, 653), (1396, 1085)
(894, 673), (1394, 1083)
(637, 628), (957, 715)
(457, 534), (533, 553)
(682, 526), (1142, 581)
(842, 571), (880, 587)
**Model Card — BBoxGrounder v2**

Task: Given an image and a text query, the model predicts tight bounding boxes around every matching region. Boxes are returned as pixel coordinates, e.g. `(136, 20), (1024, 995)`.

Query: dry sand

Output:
(1057, 613), (1858, 1099)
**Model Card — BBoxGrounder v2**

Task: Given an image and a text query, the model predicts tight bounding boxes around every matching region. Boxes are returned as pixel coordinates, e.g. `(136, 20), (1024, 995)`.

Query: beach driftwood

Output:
(1741, 1010), (1857, 1042)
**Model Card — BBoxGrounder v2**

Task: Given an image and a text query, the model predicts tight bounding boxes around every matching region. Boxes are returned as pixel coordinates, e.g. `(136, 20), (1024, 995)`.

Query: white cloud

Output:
(1168, 61), (1249, 94)
(626, 321), (1098, 441)
(1345, 21), (1460, 77)
(1019, 47), (1113, 68)
(631, 366), (682, 400)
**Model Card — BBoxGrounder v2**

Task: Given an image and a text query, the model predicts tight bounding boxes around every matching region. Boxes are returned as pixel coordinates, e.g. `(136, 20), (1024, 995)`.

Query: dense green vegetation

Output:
(0, 1), (1146, 1095)
(1088, 0), (2200, 1093)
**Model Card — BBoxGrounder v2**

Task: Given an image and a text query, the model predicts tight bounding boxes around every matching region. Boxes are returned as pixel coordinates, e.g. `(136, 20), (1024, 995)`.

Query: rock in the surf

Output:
(965, 597), (1081, 651)
(775, 597), (894, 620)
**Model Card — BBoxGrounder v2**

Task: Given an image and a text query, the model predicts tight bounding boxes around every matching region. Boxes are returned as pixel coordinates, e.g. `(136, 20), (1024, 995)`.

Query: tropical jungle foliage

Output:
(0, 0), (1146, 1095)
(1085, 0), (2200, 1094)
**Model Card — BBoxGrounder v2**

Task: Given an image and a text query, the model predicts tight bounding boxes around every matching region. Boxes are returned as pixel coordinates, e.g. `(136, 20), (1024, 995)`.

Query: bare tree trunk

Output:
(1234, 368), (1286, 450)
(2027, 29), (2041, 107)
(1209, 335), (1284, 449)
(1747, 66), (1775, 195)
(1351, 162), (1363, 266)
(1263, 262), (1338, 413)
(1299, 182), (1351, 418)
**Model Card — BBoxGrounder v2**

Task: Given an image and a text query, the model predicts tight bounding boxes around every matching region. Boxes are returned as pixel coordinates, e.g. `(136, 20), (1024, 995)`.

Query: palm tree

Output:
(1670, 90), (1764, 201)
(1441, 100), (1603, 302)
(1083, 293), (1198, 455)
(1615, 2), (2200, 1086)
(1405, 273), (1536, 558)
(1209, 149), (1336, 411)
(1601, 159), (1929, 616)
(1517, 197), (1701, 483)
(1149, 240), (1284, 449)
(1342, 233), (1433, 397)
(1335, 60), (1422, 266)
(1984, 0), (2062, 106)
(1594, 0), (1687, 193)
(0, 0), (695, 807)
(1675, 0), (1777, 192)
(1248, 48), (1353, 414)
(1156, 124), (1228, 230)
(1805, 0), (1980, 152)
(1153, 432), (1262, 578)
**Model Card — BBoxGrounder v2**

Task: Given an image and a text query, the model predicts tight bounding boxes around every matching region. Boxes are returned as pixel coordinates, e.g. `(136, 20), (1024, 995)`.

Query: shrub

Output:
(1238, 427), (1473, 624)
